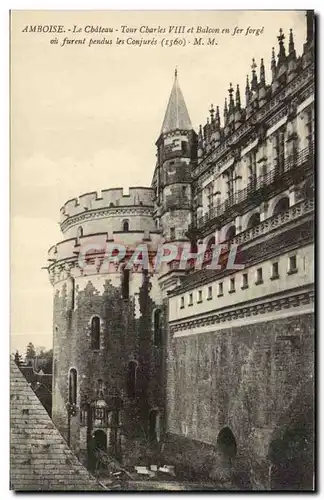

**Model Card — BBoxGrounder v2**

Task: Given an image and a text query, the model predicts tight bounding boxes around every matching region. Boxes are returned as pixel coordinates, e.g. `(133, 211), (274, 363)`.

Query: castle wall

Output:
(164, 311), (314, 488)
(169, 244), (314, 322)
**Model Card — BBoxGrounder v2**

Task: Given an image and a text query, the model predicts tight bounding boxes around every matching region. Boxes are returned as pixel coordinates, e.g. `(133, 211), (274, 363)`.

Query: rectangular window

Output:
(271, 262), (280, 280)
(256, 268), (263, 285)
(248, 151), (257, 190)
(170, 227), (175, 240)
(206, 182), (214, 211)
(197, 290), (203, 303)
(288, 255), (298, 274)
(207, 286), (212, 300)
(229, 277), (235, 293)
(306, 106), (314, 147)
(242, 273), (249, 289)
(188, 293), (193, 306)
(180, 296), (185, 309)
(218, 282), (223, 297)
(274, 128), (286, 174)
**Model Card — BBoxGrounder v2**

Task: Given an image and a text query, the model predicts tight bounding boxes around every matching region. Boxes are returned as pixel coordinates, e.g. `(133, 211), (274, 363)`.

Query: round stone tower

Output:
(47, 187), (164, 467)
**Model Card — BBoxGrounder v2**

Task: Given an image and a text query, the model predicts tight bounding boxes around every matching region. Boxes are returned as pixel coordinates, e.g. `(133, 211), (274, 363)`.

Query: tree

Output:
(14, 350), (23, 367)
(25, 342), (36, 360)
(37, 348), (53, 374)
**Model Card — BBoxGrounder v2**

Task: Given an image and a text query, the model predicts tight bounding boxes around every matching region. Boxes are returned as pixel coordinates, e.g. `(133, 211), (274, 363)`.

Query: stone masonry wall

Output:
(52, 270), (164, 464)
(164, 312), (314, 489)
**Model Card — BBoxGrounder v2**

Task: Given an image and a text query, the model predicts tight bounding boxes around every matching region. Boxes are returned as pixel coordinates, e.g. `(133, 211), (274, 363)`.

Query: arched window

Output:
(127, 361), (137, 398)
(122, 268), (130, 299)
(153, 309), (162, 347)
(247, 213), (261, 229)
(273, 197), (290, 216)
(68, 368), (77, 405)
(123, 220), (129, 232)
(225, 225), (236, 241)
(91, 316), (100, 350)
(77, 226), (83, 239)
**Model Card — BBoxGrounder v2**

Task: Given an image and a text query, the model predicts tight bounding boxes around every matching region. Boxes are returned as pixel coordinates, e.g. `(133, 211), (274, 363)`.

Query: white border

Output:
(3, 2), (321, 499)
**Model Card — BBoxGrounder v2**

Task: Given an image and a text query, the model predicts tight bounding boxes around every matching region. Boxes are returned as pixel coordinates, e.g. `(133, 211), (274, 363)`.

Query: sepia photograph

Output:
(10, 9), (315, 491)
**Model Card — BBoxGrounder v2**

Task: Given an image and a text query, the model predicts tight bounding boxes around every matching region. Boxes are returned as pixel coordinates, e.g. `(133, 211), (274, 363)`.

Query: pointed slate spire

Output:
(271, 47), (276, 79)
(288, 28), (296, 56)
(235, 85), (241, 110)
(209, 104), (215, 122)
(260, 58), (265, 84)
(245, 75), (251, 105)
(277, 28), (286, 65)
(306, 10), (314, 44)
(228, 83), (235, 114)
(215, 105), (220, 125)
(224, 98), (228, 123)
(160, 69), (192, 134)
(251, 58), (258, 92)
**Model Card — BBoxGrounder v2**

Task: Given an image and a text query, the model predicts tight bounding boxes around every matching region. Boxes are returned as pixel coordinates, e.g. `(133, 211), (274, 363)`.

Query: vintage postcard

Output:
(10, 10), (315, 491)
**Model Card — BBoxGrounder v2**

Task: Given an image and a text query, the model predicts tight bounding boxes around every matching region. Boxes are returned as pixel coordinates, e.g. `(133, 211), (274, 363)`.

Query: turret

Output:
(155, 69), (196, 245)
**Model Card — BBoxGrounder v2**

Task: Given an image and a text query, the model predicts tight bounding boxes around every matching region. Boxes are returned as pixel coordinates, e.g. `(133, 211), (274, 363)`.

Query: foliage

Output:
(14, 350), (23, 367)
(25, 342), (36, 360)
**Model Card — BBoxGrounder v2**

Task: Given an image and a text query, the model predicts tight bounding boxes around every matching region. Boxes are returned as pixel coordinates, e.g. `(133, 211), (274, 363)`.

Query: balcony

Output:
(196, 143), (314, 230)
(167, 198), (314, 273)
(231, 198), (314, 246)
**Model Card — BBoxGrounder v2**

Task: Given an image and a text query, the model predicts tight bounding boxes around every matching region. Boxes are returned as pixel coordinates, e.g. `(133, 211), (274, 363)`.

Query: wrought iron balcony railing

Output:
(167, 197), (314, 273)
(195, 142), (314, 229)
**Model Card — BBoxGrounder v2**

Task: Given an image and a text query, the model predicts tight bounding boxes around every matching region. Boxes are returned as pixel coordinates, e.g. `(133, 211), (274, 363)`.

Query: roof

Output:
(10, 359), (104, 491)
(160, 70), (192, 134)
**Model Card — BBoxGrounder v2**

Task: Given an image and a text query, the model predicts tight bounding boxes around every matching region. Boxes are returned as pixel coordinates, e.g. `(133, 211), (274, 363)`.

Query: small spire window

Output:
(91, 316), (100, 350)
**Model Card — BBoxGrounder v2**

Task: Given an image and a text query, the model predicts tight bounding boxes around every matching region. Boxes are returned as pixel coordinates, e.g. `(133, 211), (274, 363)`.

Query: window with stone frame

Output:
(153, 309), (162, 346)
(305, 105), (314, 148)
(226, 168), (235, 204)
(91, 316), (100, 350)
(247, 149), (257, 190)
(205, 182), (214, 211)
(68, 368), (77, 405)
(273, 127), (286, 174)
(122, 268), (130, 299)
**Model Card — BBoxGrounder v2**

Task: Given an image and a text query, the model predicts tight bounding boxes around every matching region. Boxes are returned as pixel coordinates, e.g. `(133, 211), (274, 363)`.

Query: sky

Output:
(10, 10), (306, 355)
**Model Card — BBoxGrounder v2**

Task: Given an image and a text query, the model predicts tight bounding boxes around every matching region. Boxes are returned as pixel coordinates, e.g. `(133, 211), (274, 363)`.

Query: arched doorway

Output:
(94, 429), (107, 452)
(217, 427), (237, 460)
(273, 197), (290, 216)
(148, 409), (160, 443)
(88, 429), (108, 473)
(247, 213), (261, 229)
